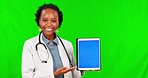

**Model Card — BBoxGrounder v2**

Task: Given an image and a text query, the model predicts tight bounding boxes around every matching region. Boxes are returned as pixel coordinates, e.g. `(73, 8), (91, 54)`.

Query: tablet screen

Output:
(77, 38), (100, 70)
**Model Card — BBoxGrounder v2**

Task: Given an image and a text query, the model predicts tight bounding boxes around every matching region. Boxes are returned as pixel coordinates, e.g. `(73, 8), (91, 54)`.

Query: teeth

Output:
(46, 28), (52, 31)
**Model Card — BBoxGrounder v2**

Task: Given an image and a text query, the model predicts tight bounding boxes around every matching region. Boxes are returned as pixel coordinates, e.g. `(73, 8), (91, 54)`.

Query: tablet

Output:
(76, 38), (100, 70)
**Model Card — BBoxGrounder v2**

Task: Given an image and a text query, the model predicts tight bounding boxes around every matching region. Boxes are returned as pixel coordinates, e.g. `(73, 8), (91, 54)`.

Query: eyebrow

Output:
(41, 17), (57, 20)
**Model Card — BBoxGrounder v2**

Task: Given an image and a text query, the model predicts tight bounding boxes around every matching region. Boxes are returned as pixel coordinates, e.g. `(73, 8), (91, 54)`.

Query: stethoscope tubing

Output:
(35, 31), (73, 67)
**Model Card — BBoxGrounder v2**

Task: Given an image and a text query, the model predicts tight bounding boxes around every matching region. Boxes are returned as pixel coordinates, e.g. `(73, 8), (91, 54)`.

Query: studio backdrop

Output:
(0, 0), (148, 78)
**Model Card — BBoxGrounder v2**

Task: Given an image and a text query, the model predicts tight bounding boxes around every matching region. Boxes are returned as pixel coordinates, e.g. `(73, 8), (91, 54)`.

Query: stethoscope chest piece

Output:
(41, 60), (47, 63)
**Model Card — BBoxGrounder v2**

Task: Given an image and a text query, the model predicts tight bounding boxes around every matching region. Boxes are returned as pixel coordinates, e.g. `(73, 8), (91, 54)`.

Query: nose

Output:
(46, 21), (51, 27)
(47, 23), (50, 26)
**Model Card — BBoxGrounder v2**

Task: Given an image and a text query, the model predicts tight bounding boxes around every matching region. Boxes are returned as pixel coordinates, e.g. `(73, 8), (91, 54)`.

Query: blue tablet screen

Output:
(78, 39), (100, 70)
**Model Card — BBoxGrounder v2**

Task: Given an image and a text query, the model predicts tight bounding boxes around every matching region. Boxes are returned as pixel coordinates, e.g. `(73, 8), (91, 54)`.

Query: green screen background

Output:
(0, 0), (148, 78)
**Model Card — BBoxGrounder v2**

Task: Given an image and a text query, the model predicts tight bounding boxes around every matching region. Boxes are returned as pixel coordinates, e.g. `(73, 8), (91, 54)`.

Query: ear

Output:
(57, 21), (60, 28)
(39, 19), (41, 26)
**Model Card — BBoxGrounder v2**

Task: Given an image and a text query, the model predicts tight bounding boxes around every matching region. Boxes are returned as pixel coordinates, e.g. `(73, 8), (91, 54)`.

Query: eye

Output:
(51, 20), (56, 22)
(43, 19), (48, 22)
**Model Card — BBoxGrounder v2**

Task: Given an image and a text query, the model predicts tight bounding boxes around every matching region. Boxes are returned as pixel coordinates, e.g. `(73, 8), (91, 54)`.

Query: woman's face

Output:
(39, 8), (59, 38)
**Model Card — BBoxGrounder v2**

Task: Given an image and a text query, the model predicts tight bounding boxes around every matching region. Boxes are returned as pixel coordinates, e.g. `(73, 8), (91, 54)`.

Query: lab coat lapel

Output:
(57, 38), (72, 78)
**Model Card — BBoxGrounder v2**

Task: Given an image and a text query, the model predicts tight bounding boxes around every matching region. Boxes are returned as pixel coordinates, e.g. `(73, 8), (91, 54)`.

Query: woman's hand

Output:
(91, 70), (100, 72)
(54, 66), (77, 77)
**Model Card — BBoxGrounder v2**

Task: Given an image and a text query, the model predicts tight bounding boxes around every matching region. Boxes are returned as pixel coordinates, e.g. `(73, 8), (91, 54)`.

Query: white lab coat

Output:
(22, 33), (81, 78)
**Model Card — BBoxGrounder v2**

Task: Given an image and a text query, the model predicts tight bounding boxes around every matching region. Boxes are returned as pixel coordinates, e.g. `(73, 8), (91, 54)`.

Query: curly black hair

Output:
(35, 3), (63, 28)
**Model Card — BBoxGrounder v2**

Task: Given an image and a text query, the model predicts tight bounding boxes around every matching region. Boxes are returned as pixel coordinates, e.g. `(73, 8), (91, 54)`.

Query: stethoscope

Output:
(35, 31), (73, 67)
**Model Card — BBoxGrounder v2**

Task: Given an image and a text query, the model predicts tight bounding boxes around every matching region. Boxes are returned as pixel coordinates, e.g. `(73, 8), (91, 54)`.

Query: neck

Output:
(44, 33), (55, 41)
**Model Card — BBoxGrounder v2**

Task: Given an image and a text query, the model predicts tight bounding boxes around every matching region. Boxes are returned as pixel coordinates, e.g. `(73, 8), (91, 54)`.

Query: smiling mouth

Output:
(46, 28), (53, 31)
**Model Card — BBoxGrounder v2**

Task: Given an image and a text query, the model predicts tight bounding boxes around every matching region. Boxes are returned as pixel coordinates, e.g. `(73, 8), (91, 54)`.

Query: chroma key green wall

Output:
(0, 0), (148, 78)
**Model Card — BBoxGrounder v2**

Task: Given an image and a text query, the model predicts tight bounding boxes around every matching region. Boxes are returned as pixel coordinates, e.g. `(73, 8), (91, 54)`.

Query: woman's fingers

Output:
(69, 66), (77, 70)
(62, 66), (77, 73)
(54, 66), (77, 77)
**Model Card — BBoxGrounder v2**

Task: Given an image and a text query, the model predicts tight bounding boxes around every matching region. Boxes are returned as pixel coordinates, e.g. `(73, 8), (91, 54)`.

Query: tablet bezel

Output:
(76, 38), (101, 71)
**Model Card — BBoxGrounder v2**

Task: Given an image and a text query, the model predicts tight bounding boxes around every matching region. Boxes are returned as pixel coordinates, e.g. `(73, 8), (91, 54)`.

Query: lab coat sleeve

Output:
(69, 42), (85, 78)
(22, 41), (35, 78)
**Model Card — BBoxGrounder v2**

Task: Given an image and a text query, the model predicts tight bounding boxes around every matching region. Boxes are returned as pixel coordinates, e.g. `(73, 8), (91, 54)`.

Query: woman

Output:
(22, 3), (82, 78)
